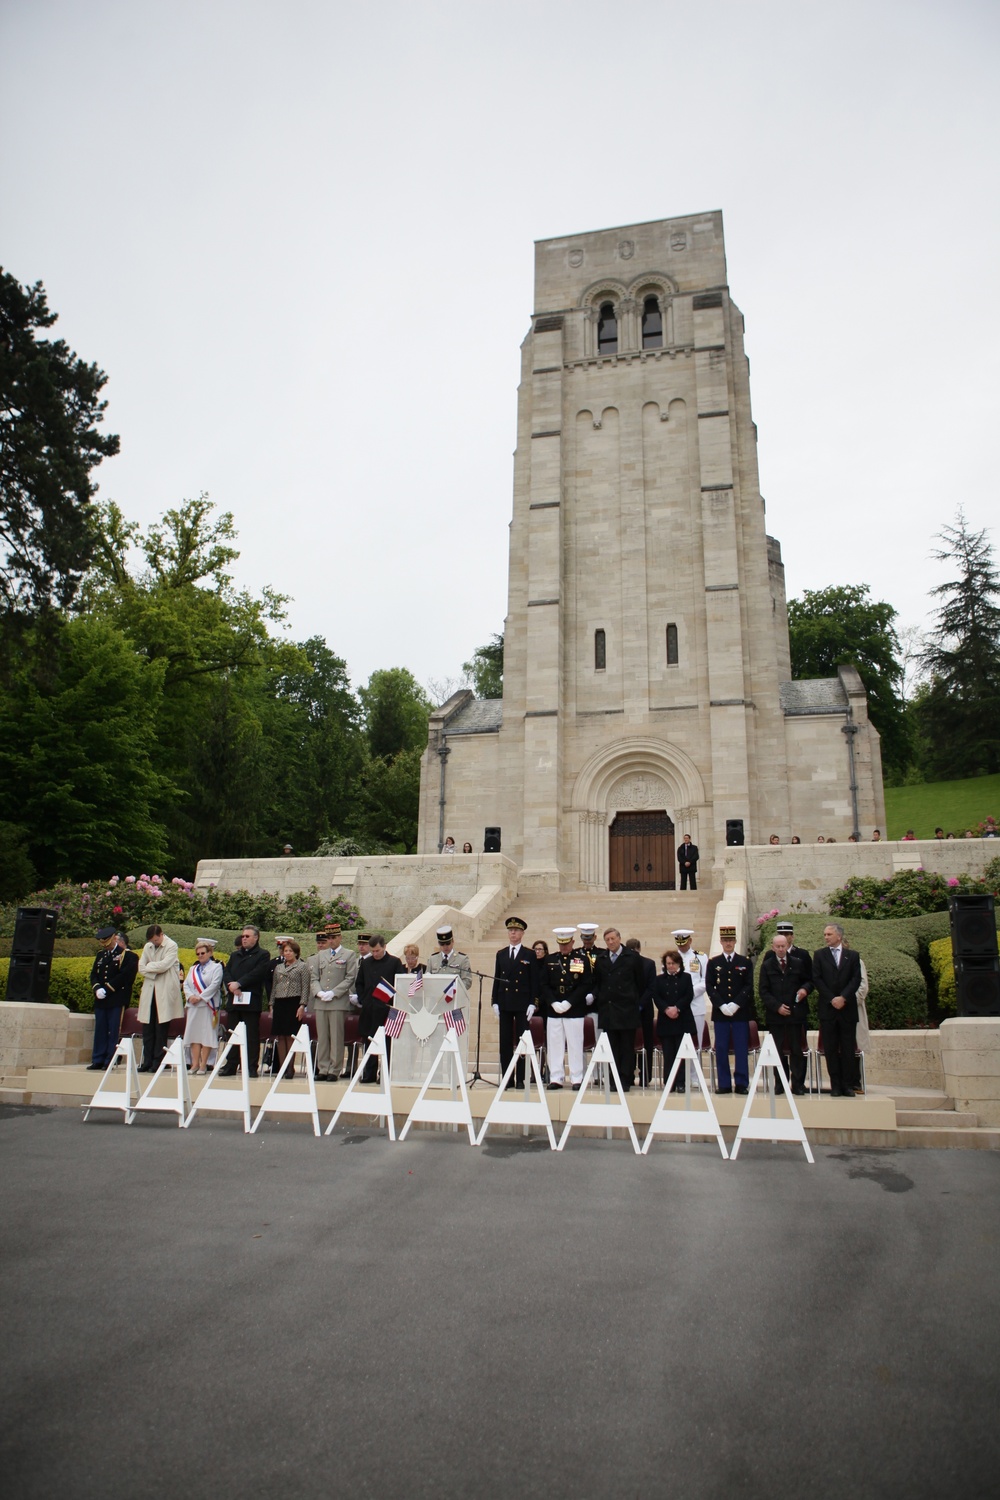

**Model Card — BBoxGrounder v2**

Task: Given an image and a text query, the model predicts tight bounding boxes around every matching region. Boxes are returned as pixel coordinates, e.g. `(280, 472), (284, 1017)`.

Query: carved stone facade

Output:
(418, 212), (885, 887)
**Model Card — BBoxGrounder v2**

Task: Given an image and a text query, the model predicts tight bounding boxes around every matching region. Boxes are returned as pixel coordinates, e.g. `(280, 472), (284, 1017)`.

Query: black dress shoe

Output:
(571, 1083), (582, 1091)
(86, 1062), (102, 1071)
(514, 1081), (525, 1090)
(339, 1071), (351, 1079)
(792, 1087), (806, 1096)
(716, 1086), (733, 1094)
(830, 1088), (843, 1096)
(840, 1088), (854, 1098)
(548, 1081), (563, 1090)
(735, 1086), (749, 1095)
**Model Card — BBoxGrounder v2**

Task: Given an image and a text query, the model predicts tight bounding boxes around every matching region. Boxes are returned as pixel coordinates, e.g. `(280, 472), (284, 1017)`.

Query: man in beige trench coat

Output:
(137, 924), (184, 1071)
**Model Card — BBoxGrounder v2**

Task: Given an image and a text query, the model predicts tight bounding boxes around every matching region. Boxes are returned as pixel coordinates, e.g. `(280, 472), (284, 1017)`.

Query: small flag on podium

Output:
(408, 972), (423, 997)
(384, 1007), (406, 1039)
(443, 1006), (466, 1037)
(443, 976), (458, 1005)
(372, 979), (395, 1006)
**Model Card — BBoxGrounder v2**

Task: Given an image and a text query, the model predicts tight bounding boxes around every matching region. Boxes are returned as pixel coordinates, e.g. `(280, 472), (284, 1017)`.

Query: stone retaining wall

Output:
(0, 1002), (93, 1074)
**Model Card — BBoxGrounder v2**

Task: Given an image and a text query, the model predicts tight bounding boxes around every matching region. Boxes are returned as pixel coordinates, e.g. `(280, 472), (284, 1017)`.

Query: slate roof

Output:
(780, 678), (848, 715)
(445, 698), (503, 734)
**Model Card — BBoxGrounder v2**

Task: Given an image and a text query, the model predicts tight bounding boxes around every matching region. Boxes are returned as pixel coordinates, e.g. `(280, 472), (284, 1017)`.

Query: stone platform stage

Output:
(18, 1061), (905, 1148)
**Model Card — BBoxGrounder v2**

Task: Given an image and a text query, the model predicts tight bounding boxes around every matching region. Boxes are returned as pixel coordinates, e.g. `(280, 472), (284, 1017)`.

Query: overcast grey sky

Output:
(2, 0), (998, 695)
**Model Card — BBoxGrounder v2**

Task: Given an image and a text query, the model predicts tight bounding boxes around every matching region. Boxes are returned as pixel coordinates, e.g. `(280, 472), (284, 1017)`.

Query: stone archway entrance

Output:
(609, 810), (676, 890)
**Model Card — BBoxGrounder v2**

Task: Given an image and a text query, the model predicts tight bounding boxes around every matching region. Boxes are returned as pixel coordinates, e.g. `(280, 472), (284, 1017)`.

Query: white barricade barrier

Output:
(325, 1028), (396, 1140)
(182, 1022), (252, 1133)
(641, 1034), (728, 1157)
(475, 1029), (556, 1148)
(251, 1024), (321, 1136)
(129, 1037), (192, 1126)
(556, 1032), (641, 1154)
(730, 1033), (814, 1163)
(399, 1030), (477, 1144)
(83, 1038), (141, 1123)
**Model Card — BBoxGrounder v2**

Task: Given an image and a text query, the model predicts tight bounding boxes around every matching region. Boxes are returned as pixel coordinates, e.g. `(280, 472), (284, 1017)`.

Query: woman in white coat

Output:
(183, 938), (224, 1073)
(137, 925), (184, 1071)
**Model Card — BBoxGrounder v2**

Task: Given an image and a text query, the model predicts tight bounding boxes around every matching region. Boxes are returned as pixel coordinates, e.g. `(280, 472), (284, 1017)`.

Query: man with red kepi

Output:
(705, 925), (755, 1095)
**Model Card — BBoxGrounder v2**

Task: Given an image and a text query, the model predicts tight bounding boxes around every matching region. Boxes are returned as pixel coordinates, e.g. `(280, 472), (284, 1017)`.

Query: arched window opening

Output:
(666, 623), (679, 665)
(597, 302), (618, 355)
(642, 295), (663, 349)
(595, 628), (607, 670)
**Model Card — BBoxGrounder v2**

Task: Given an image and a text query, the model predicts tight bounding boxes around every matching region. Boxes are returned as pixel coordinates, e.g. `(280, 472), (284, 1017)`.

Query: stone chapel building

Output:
(417, 212), (885, 890)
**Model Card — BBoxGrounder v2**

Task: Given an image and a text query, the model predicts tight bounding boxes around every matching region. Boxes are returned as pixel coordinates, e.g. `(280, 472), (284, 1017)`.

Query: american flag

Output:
(371, 978), (395, 1005)
(443, 1006), (466, 1036)
(408, 972), (423, 997)
(442, 976), (458, 1005)
(384, 1007), (406, 1039)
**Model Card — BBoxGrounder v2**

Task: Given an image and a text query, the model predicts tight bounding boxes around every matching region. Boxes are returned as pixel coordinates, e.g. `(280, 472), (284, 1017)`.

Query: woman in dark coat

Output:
(650, 948), (696, 1092)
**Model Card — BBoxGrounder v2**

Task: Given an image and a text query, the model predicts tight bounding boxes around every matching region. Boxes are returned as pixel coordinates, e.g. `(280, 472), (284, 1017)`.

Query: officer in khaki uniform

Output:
(302, 923), (358, 1079)
(427, 925), (472, 992)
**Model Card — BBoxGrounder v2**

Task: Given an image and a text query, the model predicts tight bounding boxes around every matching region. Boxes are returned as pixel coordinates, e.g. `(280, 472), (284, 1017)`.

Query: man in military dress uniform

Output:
(302, 923), (359, 1080)
(574, 923), (604, 1018)
(88, 926), (139, 1069)
(705, 925), (755, 1094)
(492, 916), (536, 1089)
(427, 925), (472, 993)
(537, 928), (590, 1090)
(672, 929), (710, 1047)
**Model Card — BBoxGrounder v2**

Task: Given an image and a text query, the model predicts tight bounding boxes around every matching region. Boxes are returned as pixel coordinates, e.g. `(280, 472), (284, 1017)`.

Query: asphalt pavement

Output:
(1, 1104), (998, 1500)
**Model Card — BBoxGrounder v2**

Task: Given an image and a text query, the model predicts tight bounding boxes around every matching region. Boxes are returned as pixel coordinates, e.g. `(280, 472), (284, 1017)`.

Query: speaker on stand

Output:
(725, 819), (745, 847)
(949, 894), (1000, 1017)
(5, 906), (59, 1004)
(484, 827), (501, 854)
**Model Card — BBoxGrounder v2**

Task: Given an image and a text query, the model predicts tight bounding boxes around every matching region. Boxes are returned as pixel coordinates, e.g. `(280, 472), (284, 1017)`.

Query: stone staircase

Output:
(869, 1086), (1000, 1149)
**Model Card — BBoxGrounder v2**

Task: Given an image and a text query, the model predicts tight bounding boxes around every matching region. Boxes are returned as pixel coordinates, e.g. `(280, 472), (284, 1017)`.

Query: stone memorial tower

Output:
(418, 212), (884, 889)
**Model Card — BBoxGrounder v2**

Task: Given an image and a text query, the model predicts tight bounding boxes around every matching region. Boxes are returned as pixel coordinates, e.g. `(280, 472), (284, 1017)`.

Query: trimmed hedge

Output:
(0, 947), (231, 1013)
(928, 931), (1000, 1017)
(755, 914), (929, 1028)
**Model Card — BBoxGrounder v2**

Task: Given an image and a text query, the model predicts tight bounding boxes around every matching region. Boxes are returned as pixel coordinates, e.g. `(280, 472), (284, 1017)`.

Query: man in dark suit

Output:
(758, 933), (812, 1094)
(357, 935), (405, 1082)
(706, 926), (755, 1093)
(813, 922), (862, 1097)
(220, 926), (272, 1077)
(492, 916), (536, 1089)
(775, 921), (814, 991)
(593, 928), (645, 1092)
(625, 937), (657, 1086)
(677, 834), (699, 890)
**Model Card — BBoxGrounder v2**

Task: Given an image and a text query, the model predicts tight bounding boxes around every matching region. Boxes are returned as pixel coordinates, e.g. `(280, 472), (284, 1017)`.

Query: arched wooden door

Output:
(609, 811), (676, 890)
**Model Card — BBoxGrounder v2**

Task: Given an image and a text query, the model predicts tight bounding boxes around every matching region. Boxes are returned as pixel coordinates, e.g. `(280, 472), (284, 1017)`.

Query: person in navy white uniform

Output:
(706, 925), (755, 1094)
(672, 928), (709, 1049)
(492, 916), (536, 1089)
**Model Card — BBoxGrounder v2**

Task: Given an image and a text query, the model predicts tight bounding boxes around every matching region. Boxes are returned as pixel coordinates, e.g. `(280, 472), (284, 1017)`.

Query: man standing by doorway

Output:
(677, 834), (699, 890)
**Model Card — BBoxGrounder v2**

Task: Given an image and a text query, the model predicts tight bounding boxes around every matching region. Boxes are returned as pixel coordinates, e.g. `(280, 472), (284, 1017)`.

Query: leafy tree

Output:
(917, 511), (1000, 778)
(0, 822), (36, 903)
(359, 667), (431, 760)
(0, 270), (119, 614)
(787, 584), (911, 775)
(352, 747), (424, 853)
(0, 616), (170, 882)
(463, 632), (504, 698)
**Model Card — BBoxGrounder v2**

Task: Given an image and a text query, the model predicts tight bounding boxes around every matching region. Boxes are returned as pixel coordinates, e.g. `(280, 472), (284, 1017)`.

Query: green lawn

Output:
(883, 773), (1000, 840)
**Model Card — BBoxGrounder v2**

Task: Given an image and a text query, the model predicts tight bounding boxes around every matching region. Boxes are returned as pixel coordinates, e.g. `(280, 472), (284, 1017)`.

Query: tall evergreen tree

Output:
(918, 511), (1000, 778)
(0, 271), (119, 614)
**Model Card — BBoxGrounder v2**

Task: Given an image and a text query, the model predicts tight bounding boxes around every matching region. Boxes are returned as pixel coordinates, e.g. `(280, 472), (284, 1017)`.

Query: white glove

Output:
(318, 990), (334, 1002)
(95, 988), (107, 999)
(493, 1004), (500, 1017)
(586, 992), (595, 1005)
(526, 1004), (536, 1020)
(721, 1002), (738, 1018)
(553, 1000), (571, 1015)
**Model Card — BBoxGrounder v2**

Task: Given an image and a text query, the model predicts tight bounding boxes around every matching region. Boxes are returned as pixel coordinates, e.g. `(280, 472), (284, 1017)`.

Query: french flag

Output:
(372, 979), (395, 1005)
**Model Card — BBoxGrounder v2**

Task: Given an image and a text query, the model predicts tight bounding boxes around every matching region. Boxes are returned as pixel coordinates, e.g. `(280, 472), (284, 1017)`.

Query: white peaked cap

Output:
(553, 927), (576, 940)
(672, 928), (694, 939)
(577, 923), (599, 935)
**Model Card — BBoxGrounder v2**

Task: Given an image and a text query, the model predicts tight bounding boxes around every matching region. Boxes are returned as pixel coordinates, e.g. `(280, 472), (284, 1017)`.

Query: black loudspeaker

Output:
(725, 819), (745, 847)
(12, 906), (58, 959)
(949, 894), (998, 959)
(5, 954), (52, 1003)
(953, 957), (1000, 1018)
(484, 827), (501, 853)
